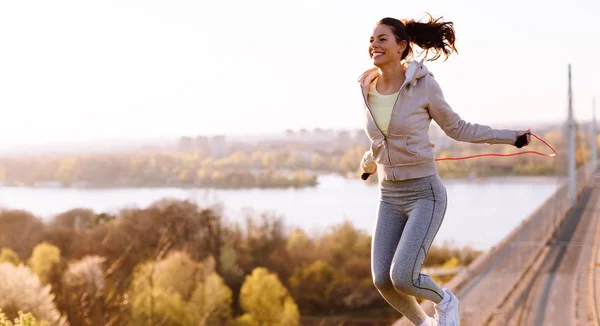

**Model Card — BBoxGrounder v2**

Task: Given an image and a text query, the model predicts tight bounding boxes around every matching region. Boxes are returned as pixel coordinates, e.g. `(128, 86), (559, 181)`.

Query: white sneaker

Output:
(417, 316), (438, 326)
(434, 288), (460, 326)
(430, 316), (438, 326)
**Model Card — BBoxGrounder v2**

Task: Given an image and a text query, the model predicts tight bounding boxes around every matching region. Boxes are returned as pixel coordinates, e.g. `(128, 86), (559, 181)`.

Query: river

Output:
(0, 174), (562, 250)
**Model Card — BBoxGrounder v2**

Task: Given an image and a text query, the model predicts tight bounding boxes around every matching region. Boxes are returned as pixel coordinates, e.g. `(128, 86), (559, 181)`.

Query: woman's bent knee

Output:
(390, 268), (415, 295)
(373, 274), (395, 292)
(391, 277), (415, 295)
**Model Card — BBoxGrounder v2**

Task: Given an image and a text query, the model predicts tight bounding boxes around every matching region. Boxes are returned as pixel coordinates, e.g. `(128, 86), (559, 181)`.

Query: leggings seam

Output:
(410, 181), (444, 301)
(429, 185), (448, 250)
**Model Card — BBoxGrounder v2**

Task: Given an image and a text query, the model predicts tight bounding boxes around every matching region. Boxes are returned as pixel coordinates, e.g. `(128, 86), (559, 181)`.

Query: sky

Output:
(0, 0), (599, 148)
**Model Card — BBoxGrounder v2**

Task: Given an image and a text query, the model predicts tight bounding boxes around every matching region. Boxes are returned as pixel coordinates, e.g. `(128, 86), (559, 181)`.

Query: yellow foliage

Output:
(129, 251), (232, 326)
(285, 228), (309, 255)
(185, 273), (233, 325)
(0, 309), (45, 326)
(196, 168), (208, 179)
(442, 257), (460, 269)
(289, 260), (337, 310)
(27, 242), (60, 284)
(0, 248), (20, 266)
(238, 267), (300, 326)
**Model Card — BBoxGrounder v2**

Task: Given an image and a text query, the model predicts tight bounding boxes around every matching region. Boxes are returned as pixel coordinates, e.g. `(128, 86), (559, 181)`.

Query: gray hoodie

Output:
(359, 61), (518, 181)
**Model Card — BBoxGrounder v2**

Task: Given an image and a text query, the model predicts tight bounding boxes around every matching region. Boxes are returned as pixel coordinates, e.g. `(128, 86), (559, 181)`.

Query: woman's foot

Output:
(434, 288), (460, 326)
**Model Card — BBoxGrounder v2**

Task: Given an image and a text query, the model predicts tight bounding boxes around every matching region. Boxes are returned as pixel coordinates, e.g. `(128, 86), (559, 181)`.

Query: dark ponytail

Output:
(378, 14), (457, 61)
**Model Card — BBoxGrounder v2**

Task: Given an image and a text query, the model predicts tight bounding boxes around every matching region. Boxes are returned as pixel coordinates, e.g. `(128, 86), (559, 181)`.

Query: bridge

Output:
(394, 65), (600, 326)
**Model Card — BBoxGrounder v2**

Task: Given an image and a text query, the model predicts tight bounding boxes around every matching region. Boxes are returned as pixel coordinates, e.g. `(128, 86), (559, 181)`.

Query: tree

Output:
(237, 267), (299, 326)
(27, 242), (61, 284)
(129, 251), (232, 326)
(61, 256), (106, 325)
(57, 157), (77, 186)
(0, 264), (67, 325)
(0, 309), (43, 326)
(51, 209), (95, 230)
(218, 245), (244, 289)
(178, 169), (193, 184)
(237, 213), (286, 274)
(185, 273), (232, 325)
(195, 209), (225, 271)
(0, 210), (45, 259)
(285, 153), (300, 169)
(289, 260), (337, 314)
(322, 221), (365, 266)
(0, 248), (20, 266)
(285, 228), (314, 265)
(310, 154), (327, 171)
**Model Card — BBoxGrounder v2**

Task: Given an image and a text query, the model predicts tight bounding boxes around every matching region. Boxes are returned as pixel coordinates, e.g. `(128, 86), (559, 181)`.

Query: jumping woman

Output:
(358, 15), (532, 326)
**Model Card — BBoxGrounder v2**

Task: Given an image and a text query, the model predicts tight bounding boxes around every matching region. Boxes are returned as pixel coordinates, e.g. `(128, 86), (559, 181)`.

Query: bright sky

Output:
(1, 0), (598, 147)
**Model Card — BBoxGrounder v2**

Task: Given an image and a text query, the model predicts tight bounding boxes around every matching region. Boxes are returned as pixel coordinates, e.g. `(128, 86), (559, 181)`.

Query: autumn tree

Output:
(0, 264), (68, 325)
(129, 251), (232, 326)
(28, 242), (61, 284)
(0, 210), (45, 259)
(236, 267), (299, 326)
(0, 248), (20, 266)
(289, 260), (338, 314)
(61, 256), (106, 325)
(0, 309), (44, 326)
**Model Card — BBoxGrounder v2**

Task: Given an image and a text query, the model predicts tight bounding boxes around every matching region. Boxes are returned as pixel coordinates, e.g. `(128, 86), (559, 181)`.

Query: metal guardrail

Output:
(393, 162), (597, 326)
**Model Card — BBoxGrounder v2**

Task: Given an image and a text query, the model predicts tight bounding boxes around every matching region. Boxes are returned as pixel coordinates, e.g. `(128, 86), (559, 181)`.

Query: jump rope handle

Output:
(515, 132), (531, 148)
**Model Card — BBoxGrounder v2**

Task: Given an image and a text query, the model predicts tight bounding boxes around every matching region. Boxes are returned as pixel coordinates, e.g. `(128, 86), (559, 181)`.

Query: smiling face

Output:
(369, 24), (407, 68)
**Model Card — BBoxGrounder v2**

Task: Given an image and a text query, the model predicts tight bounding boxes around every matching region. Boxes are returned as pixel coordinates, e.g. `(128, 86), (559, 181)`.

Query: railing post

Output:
(568, 64), (577, 207)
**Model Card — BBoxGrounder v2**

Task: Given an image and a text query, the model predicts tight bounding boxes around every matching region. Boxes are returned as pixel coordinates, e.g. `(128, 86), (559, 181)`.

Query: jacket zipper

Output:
(361, 81), (409, 169)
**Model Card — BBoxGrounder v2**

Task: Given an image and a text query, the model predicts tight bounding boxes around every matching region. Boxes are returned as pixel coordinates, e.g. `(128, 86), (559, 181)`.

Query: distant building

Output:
(194, 135), (210, 154)
(177, 136), (193, 152)
(209, 135), (230, 158)
(298, 129), (310, 139)
(285, 129), (296, 137)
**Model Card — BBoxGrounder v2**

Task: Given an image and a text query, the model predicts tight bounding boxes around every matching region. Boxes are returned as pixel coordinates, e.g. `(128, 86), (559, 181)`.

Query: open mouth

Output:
(372, 52), (384, 58)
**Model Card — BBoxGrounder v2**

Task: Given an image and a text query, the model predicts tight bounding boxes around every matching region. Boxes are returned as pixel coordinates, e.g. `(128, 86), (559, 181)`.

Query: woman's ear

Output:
(398, 40), (407, 54)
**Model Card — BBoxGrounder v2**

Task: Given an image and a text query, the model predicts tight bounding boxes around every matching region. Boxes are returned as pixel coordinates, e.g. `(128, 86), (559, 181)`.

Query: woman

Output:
(358, 16), (531, 326)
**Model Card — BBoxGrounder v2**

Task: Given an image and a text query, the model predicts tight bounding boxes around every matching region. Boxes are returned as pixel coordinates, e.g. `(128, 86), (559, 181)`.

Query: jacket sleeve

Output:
(426, 76), (517, 145)
(360, 150), (377, 174)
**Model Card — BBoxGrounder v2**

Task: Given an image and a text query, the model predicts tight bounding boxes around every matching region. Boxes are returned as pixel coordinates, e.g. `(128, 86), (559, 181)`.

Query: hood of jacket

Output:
(358, 59), (432, 91)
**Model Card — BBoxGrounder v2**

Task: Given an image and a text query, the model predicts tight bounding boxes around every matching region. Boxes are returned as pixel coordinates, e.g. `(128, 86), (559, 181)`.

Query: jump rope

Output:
(361, 132), (557, 180)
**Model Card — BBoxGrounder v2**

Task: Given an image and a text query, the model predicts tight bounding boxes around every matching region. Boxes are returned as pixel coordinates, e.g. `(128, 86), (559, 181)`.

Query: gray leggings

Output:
(371, 173), (447, 324)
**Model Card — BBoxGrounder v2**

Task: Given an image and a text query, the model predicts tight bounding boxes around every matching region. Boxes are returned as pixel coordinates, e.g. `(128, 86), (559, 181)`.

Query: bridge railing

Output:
(455, 161), (595, 284)
(458, 161), (596, 324)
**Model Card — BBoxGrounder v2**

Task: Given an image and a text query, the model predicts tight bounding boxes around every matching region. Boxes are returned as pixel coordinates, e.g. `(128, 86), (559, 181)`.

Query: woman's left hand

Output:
(515, 129), (532, 148)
